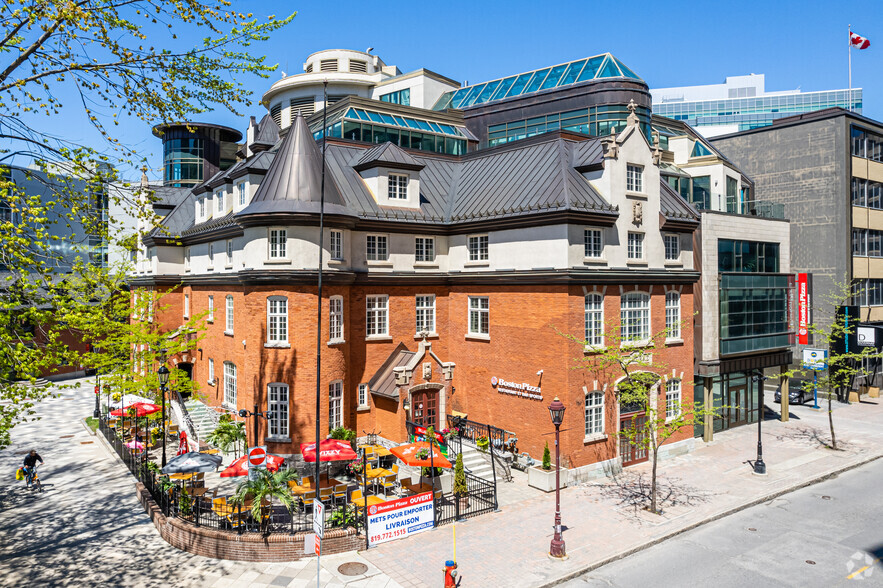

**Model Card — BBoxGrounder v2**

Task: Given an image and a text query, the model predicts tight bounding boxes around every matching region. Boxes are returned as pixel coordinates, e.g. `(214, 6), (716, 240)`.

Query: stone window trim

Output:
(329, 295), (344, 344)
(619, 289), (651, 347)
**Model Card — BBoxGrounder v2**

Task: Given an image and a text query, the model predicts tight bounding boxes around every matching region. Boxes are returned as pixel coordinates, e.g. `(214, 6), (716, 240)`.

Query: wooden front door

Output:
(411, 389), (438, 429)
(619, 412), (649, 467)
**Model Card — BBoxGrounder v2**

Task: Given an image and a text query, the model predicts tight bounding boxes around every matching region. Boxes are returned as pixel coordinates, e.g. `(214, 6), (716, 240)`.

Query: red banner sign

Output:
(412, 424), (445, 444)
(797, 273), (810, 344)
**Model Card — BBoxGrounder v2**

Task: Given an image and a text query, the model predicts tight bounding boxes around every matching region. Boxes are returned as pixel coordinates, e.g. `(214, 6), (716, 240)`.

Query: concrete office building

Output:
(652, 74), (861, 138)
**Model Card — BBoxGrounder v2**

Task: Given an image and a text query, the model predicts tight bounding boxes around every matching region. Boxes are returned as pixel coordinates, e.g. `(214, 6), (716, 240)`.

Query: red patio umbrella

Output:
(110, 402), (161, 417)
(390, 441), (452, 469)
(299, 439), (357, 463)
(220, 454), (285, 477)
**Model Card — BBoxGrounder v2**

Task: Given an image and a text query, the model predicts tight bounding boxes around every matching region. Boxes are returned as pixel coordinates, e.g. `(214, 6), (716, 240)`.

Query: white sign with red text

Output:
(367, 492), (435, 546)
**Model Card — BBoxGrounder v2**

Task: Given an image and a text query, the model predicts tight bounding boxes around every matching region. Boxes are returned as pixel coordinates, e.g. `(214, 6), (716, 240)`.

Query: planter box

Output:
(528, 465), (568, 493)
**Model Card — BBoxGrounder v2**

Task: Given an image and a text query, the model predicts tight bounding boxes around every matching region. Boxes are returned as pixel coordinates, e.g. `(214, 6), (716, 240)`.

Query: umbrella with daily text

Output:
(110, 402), (161, 418)
(220, 453), (285, 477)
(109, 394), (155, 409)
(389, 441), (452, 469)
(161, 451), (223, 474)
(299, 439), (358, 463)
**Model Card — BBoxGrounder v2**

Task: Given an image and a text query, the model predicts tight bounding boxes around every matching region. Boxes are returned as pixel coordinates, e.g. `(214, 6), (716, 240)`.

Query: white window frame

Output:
(237, 181), (246, 207)
(223, 362), (237, 408)
(366, 234), (389, 261)
(184, 247), (191, 272)
(366, 295), (389, 337)
(207, 295), (214, 323)
(585, 293), (603, 347)
(585, 391), (605, 437)
(415, 237), (435, 263)
(467, 234), (489, 262)
(225, 295), (234, 334)
(584, 228), (603, 259)
(269, 228), (287, 259)
(620, 292), (650, 343)
(330, 229), (343, 260)
(388, 173), (408, 200)
(267, 296), (288, 345)
(267, 383), (289, 439)
(207, 242), (214, 269)
(665, 379), (682, 421)
(208, 358), (215, 384)
(416, 294), (436, 335)
(627, 232), (645, 260)
(183, 293), (190, 319)
(664, 234), (680, 261)
(329, 380), (343, 430)
(226, 239), (233, 267)
(199, 198), (205, 220)
(329, 295), (344, 343)
(216, 189), (225, 214)
(357, 383), (369, 409)
(666, 291), (681, 340)
(627, 164), (643, 193)
(468, 296), (490, 336)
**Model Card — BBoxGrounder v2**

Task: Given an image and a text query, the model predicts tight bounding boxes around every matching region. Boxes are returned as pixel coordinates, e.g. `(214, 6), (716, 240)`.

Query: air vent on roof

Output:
(270, 103), (282, 127)
(350, 60), (367, 73)
(320, 59), (338, 72)
(306, 63), (313, 73)
(289, 96), (315, 117)
(327, 94), (349, 106)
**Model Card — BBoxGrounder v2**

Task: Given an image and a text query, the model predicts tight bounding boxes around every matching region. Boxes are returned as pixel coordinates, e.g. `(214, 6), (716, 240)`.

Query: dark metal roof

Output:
(367, 343), (414, 399)
(352, 142), (424, 172)
(253, 114), (280, 147)
(659, 180), (700, 221)
(147, 185), (190, 208)
(149, 190), (196, 238)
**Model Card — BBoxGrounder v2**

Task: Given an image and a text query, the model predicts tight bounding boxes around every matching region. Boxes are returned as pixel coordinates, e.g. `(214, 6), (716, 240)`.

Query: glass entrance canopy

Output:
(433, 53), (643, 111)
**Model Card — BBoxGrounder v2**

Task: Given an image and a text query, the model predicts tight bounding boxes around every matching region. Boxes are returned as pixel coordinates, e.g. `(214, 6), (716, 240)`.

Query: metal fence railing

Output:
(435, 471), (497, 526)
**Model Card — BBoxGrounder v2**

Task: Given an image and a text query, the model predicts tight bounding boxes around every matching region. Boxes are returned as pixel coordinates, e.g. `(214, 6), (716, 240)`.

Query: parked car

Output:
(774, 377), (814, 405)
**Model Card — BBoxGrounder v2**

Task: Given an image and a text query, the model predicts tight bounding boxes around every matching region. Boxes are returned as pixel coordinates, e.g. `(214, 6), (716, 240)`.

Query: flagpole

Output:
(849, 24), (853, 112)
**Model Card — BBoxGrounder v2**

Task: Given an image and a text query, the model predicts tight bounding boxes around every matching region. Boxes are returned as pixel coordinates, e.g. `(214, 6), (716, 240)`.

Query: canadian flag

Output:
(851, 32), (871, 50)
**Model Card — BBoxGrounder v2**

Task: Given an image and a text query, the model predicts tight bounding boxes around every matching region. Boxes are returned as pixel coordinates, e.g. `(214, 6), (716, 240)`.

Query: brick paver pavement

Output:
(362, 397), (883, 587)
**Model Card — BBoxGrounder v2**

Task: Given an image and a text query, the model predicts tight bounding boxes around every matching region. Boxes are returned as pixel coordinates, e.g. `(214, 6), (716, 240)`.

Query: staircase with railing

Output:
(168, 389), (199, 452)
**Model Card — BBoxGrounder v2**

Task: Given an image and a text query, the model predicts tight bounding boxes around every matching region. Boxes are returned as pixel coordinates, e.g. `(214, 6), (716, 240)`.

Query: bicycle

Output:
(24, 465), (43, 493)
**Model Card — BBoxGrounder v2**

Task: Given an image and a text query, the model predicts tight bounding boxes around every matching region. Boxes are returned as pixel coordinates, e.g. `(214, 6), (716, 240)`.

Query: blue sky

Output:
(26, 0), (883, 179)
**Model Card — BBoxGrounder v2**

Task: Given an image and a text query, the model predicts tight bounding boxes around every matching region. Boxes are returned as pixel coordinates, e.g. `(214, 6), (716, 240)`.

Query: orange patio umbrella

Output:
(390, 441), (452, 469)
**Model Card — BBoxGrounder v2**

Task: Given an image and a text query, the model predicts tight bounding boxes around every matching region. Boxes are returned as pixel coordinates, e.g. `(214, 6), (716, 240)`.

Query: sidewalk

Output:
(362, 398), (883, 587)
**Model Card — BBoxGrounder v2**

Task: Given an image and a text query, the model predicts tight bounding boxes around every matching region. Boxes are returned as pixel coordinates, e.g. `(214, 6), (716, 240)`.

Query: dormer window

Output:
(199, 198), (206, 220)
(215, 189), (225, 214)
(388, 173), (408, 200)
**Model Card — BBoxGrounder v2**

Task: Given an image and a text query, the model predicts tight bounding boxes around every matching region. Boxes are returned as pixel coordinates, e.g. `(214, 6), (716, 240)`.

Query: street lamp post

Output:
(752, 371), (767, 475)
(548, 396), (566, 559)
(238, 405), (273, 450)
(158, 365), (170, 467)
(93, 376), (101, 418)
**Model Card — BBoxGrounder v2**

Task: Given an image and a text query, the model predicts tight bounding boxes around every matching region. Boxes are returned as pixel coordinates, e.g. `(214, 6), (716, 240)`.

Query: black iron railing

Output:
(435, 471), (496, 526)
(446, 415), (517, 454)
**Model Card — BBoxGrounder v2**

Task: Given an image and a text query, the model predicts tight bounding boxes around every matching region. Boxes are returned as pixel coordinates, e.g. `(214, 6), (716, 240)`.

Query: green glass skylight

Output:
(433, 53), (643, 110)
(691, 140), (714, 157)
(338, 108), (466, 138)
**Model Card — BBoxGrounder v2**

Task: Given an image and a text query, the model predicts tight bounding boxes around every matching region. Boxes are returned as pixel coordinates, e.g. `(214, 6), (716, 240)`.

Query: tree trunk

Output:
(828, 384), (837, 450)
(650, 445), (659, 514)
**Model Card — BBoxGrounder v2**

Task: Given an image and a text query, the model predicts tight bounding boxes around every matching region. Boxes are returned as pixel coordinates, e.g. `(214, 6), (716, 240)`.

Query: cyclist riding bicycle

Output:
(22, 450), (43, 490)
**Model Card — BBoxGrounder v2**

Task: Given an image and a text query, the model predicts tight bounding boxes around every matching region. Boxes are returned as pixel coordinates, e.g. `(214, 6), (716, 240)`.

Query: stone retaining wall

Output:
(135, 483), (362, 561)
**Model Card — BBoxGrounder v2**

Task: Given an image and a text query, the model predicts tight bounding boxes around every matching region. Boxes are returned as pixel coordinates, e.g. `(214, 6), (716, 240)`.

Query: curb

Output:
(537, 451), (883, 587)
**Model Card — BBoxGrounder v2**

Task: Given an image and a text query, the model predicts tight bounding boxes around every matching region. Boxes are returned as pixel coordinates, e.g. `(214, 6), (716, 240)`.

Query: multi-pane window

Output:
(627, 232), (644, 260)
(225, 295), (234, 332)
(468, 296), (489, 335)
(366, 235), (388, 261)
(585, 391), (604, 436)
(388, 173), (408, 199)
(718, 240), (780, 272)
(207, 295), (214, 322)
(226, 240), (233, 266)
(199, 198), (205, 219)
(415, 237), (435, 262)
(330, 230), (343, 260)
(468, 235), (489, 261)
(726, 177), (739, 213)
(224, 362), (237, 407)
(358, 383), (368, 408)
(269, 229), (287, 259)
(208, 358), (214, 383)
(184, 247), (191, 271)
(268, 383), (289, 438)
(626, 164), (643, 192)
(585, 293), (603, 346)
(366, 295), (389, 336)
(666, 291), (681, 339)
(416, 295), (436, 334)
(208, 242), (214, 268)
(853, 229), (883, 257)
(620, 292), (650, 342)
(584, 229), (602, 258)
(852, 178), (883, 209)
(237, 182), (246, 206)
(184, 294), (190, 318)
(664, 235), (679, 261)
(329, 381), (343, 430)
(854, 279), (883, 306)
(665, 379), (682, 420)
(216, 189), (225, 213)
(267, 297), (288, 343)
(329, 296), (344, 342)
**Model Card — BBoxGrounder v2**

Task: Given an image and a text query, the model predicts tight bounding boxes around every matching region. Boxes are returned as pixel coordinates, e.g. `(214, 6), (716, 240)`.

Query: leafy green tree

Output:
(541, 441), (551, 471)
(0, 1), (293, 446)
(206, 415), (246, 457)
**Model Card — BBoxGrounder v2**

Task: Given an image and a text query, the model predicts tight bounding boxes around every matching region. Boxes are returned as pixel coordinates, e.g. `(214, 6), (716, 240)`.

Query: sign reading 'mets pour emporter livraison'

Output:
(367, 492), (434, 546)
(491, 376), (543, 401)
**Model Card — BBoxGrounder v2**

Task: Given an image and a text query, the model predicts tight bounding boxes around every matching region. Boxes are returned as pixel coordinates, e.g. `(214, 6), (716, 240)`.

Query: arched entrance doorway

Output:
(409, 383), (444, 430)
(176, 362), (193, 399)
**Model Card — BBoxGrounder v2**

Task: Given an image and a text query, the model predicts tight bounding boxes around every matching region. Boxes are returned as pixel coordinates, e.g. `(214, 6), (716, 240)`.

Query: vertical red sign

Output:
(797, 273), (809, 344)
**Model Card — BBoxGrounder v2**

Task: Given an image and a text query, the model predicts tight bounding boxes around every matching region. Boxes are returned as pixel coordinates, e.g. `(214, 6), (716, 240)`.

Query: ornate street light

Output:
(548, 396), (566, 559)
(158, 365), (170, 467)
(752, 370), (767, 475)
(239, 405), (273, 449)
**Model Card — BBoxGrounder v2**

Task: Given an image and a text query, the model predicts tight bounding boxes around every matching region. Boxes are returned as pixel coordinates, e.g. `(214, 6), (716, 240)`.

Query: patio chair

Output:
(302, 475), (312, 487)
(300, 490), (316, 513)
(333, 484), (348, 506)
(380, 474), (397, 496)
(350, 489), (367, 517)
(318, 487), (333, 504)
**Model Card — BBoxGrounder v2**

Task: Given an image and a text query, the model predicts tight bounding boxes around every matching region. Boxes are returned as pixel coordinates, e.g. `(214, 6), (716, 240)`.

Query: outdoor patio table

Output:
(168, 473), (194, 481)
(359, 444), (392, 457)
(365, 467), (392, 479)
(400, 481), (433, 495)
(182, 487), (208, 497)
(363, 495), (386, 506)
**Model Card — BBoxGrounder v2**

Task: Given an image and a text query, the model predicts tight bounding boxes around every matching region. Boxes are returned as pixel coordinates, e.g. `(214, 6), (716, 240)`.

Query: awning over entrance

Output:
(367, 343), (415, 400)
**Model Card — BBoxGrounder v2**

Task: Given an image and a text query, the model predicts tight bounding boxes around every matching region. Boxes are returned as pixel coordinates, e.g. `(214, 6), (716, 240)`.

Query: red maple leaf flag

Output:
(851, 31), (871, 50)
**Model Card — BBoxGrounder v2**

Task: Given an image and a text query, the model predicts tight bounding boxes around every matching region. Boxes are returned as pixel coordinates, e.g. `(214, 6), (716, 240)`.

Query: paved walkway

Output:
(362, 397), (883, 587)
(0, 378), (400, 588)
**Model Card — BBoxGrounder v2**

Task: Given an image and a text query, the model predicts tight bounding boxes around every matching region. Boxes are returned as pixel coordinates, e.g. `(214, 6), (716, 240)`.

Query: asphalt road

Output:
(562, 457), (883, 588)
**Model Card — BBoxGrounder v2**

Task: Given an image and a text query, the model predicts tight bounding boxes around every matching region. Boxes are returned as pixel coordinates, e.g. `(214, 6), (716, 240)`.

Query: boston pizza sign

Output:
(491, 376), (543, 401)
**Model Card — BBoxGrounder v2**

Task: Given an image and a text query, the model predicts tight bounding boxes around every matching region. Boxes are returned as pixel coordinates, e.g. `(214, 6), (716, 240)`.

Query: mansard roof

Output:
(252, 113), (280, 148)
(352, 142), (424, 172)
(659, 180), (700, 228)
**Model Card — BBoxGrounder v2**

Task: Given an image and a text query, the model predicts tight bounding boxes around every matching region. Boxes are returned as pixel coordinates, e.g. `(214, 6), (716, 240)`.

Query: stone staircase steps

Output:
(458, 444), (497, 482)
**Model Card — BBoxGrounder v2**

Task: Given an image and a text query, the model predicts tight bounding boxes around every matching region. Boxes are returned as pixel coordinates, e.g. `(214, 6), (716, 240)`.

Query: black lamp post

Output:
(548, 396), (566, 559)
(93, 376), (101, 418)
(158, 365), (170, 467)
(752, 370), (767, 475)
(239, 405), (273, 450)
